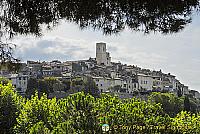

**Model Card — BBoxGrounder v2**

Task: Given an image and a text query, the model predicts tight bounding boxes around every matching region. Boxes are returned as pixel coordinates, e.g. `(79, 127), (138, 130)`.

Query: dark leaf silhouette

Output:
(0, 0), (199, 64)
(0, 0), (199, 36)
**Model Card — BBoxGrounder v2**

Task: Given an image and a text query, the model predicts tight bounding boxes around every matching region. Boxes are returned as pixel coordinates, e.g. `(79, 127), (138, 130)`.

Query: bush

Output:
(0, 83), (21, 133)
(14, 93), (63, 133)
(1, 81), (200, 133)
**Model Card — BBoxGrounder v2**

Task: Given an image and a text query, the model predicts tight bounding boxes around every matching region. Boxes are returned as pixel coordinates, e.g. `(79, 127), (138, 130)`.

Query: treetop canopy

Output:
(0, 0), (199, 37)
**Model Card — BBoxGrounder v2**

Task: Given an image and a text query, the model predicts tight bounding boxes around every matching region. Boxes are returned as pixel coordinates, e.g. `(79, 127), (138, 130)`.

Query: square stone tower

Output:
(96, 42), (111, 66)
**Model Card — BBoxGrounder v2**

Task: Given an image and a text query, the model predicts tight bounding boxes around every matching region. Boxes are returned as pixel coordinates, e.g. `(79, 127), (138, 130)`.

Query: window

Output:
(101, 84), (103, 86)
(23, 77), (26, 80)
(96, 84), (98, 86)
(19, 77), (21, 80)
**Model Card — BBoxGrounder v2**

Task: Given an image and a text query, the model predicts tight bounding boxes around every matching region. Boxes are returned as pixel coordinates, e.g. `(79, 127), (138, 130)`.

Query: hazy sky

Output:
(10, 13), (200, 91)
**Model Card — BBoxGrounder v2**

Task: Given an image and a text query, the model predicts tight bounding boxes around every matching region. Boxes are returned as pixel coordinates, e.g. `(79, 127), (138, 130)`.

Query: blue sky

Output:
(11, 13), (200, 91)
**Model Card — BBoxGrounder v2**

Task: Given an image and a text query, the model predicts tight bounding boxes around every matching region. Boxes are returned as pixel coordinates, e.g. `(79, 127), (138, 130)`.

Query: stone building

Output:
(138, 74), (153, 91)
(96, 42), (111, 66)
(6, 73), (28, 95)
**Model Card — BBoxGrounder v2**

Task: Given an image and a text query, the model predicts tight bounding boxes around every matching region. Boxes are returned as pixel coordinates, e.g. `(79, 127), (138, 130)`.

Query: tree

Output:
(1, 82), (200, 133)
(184, 96), (191, 112)
(110, 85), (122, 92)
(70, 78), (84, 93)
(71, 78), (84, 87)
(1, 0), (199, 36)
(0, 83), (21, 133)
(190, 99), (199, 113)
(53, 81), (65, 92)
(0, 42), (20, 71)
(83, 77), (100, 97)
(27, 77), (63, 97)
(69, 77), (100, 97)
(43, 77), (59, 93)
(0, 77), (9, 85)
(26, 78), (38, 98)
(14, 93), (62, 133)
(149, 92), (184, 117)
(61, 79), (71, 91)
(38, 79), (49, 96)
(177, 87), (183, 97)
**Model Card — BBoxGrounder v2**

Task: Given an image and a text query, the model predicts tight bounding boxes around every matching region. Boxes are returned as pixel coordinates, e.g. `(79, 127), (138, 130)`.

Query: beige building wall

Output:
(138, 74), (153, 91)
(93, 77), (111, 92)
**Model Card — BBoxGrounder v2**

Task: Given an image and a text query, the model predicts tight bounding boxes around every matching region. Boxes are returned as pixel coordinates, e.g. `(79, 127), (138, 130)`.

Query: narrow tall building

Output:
(96, 42), (111, 66)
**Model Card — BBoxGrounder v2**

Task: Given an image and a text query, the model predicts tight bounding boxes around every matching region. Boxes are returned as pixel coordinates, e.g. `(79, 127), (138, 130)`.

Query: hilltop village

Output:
(0, 42), (199, 99)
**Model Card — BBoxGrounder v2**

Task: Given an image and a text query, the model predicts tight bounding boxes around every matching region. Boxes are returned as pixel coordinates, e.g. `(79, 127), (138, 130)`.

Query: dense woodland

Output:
(1, 77), (200, 133)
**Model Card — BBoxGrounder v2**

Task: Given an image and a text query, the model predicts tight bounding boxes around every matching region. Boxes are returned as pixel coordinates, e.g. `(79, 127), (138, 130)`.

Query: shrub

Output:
(1, 80), (200, 133)
(0, 83), (21, 133)
(14, 93), (63, 133)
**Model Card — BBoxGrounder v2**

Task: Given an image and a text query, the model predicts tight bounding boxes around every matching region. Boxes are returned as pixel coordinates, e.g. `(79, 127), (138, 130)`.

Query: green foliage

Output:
(149, 92), (184, 117)
(26, 77), (63, 97)
(26, 78), (40, 97)
(109, 85), (122, 92)
(95, 94), (170, 133)
(0, 83), (22, 133)
(0, 0), (199, 38)
(2, 82), (200, 133)
(0, 77), (10, 85)
(83, 77), (99, 97)
(43, 77), (59, 93)
(63, 92), (99, 133)
(71, 78), (84, 87)
(71, 77), (100, 97)
(177, 88), (183, 97)
(51, 121), (75, 134)
(61, 79), (70, 90)
(184, 96), (191, 112)
(171, 111), (200, 133)
(29, 122), (51, 134)
(14, 93), (62, 133)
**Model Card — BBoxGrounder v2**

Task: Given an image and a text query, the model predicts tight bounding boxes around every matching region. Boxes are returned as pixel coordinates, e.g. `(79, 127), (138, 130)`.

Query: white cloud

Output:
(13, 36), (95, 61)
